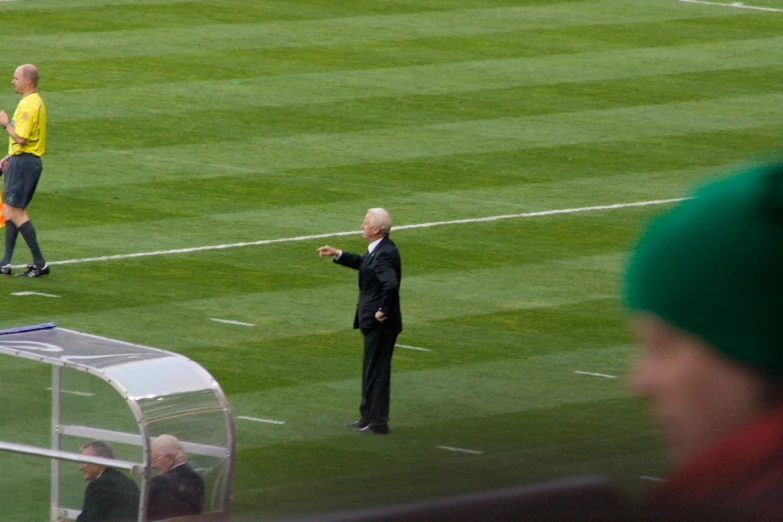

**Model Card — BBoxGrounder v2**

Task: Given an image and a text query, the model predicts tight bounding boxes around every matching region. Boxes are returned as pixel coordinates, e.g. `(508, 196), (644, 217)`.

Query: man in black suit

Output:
(69, 440), (139, 522)
(148, 434), (205, 520)
(318, 208), (402, 435)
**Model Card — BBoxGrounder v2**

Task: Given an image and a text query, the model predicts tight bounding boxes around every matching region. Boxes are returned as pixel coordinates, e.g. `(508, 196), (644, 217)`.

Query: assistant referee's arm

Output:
(2, 121), (27, 146)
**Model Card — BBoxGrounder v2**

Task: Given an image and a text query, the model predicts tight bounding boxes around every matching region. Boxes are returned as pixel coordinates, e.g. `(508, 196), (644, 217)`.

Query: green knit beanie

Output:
(625, 161), (783, 374)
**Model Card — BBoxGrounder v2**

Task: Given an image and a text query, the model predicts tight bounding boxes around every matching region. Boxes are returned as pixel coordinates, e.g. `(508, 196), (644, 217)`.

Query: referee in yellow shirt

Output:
(0, 64), (49, 277)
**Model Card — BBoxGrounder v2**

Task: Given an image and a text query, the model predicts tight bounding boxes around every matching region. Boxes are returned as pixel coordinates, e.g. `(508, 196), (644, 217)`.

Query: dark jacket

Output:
(336, 236), (402, 333)
(148, 463), (205, 520)
(76, 467), (139, 522)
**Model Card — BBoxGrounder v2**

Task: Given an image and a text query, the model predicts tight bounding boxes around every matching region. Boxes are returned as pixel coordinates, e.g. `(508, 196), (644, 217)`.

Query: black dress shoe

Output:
(345, 420), (369, 429)
(355, 424), (389, 435)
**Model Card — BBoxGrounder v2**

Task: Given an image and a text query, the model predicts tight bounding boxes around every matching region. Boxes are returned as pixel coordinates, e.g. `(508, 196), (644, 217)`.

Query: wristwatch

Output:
(1, 122), (8, 129)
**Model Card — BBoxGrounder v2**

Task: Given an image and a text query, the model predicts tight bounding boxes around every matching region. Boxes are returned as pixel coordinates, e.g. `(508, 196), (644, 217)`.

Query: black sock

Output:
(1, 220), (18, 266)
(18, 220), (45, 267)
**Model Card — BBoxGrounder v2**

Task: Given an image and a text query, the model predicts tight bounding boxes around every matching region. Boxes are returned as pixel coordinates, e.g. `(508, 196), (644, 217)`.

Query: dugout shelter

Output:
(0, 323), (234, 522)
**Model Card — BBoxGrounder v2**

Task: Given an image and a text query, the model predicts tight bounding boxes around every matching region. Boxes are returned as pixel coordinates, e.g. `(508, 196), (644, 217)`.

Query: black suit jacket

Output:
(148, 462), (205, 520)
(76, 467), (139, 522)
(336, 236), (402, 333)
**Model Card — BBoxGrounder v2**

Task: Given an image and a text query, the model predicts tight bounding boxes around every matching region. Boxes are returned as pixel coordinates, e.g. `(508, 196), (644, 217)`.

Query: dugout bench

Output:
(0, 323), (235, 522)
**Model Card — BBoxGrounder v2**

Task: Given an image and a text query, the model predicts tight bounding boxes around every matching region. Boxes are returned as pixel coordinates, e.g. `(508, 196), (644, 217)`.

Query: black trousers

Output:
(360, 321), (398, 426)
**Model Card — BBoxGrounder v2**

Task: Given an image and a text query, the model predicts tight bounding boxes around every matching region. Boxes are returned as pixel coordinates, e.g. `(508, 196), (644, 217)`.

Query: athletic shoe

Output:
(16, 264), (50, 278)
(0, 264), (11, 275)
(355, 424), (390, 435)
(345, 420), (370, 429)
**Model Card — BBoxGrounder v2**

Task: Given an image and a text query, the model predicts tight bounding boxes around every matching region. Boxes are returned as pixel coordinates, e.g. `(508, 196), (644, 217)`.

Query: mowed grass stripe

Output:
(31, 15), (783, 92)
(45, 127), (768, 208)
(48, 67), (783, 163)
(233, 405), (654, 520)
(40, 36), (783, 121)
(9, 208), (648, 326)
(0, 0), (736, 60)
(0, 0), (197, 9)
(228, 345), (633, 444)
(0, 0), (566, 16)
(24, 252), (623, 349)
(46, 93), (782, 188)
(37, 174), (683, 257)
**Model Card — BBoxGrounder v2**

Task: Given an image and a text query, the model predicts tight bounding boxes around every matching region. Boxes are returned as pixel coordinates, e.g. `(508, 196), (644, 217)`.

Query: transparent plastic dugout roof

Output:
(0, 323), (235, 522)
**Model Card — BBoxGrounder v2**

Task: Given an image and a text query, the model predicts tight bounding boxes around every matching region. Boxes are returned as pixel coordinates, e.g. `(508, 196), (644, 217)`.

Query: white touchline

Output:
(45, 387), (95, 397)
(238, 416), (285, 425)
(12, 291), (61, 298)
(436, 445), (484, 455)
(395, 198), (687, 230)
(679, 0), (783, 13)
(38, 197), (686, 268)
(396, 344), (432, 352)
(209, 318), (256, 327)
(573, 371), (617, 379)
(640, 476), (666, 482)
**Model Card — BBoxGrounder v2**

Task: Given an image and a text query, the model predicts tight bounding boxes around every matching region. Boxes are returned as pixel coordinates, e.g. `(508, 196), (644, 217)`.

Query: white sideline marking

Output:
(640, 476), (666, 482)
(45, 198), (687, 268)
(437, 445), (484, 455)
(574, 371), (617, 379)
(395, 198), (687, 231)
(679, 0), (783, 12)
(397, 344), (432, 352)
(12, 291), (60, 298)
(209, 318), (256, 327)
(46, 387), (95, 397)
(238, 416), (285, 425)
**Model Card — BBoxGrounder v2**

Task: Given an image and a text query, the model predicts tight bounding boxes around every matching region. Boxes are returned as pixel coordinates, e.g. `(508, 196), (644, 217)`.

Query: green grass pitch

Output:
(0, 0), (781, 520)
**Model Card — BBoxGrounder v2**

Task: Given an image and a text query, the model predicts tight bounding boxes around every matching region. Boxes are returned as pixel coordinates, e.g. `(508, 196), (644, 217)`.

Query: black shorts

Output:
(3, 153), (42, 208)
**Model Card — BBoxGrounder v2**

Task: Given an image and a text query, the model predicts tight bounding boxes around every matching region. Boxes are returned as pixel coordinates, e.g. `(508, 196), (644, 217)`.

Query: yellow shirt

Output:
(8, 92), (46, 157)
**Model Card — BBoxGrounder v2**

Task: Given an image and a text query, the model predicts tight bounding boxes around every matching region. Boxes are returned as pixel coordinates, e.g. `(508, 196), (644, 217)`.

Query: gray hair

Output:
(367, 208), (392, 236)
(82, 440), (115, 459)
(152, 434), (187, 465)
